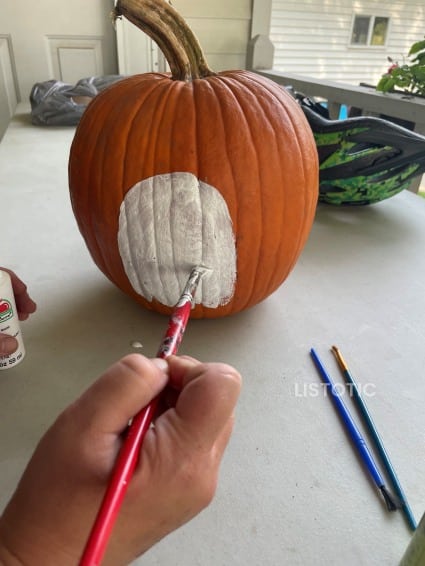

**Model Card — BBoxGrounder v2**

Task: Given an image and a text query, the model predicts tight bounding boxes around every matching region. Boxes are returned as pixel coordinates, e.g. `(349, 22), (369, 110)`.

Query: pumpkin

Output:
(68, 0), (318, 318)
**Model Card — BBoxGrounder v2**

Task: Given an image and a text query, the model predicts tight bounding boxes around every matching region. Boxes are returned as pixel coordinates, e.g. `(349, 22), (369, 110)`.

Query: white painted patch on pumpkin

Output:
(117, 172), (236, 308)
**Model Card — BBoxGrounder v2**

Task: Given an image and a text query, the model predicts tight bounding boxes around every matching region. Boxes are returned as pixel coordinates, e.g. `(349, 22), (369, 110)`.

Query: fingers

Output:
(0, 334), (18, 356)
(166, 356), (242, 451)
(12, 275), (37, 321)
(68, 355), (169, 435)
(0, 268), (37, 321)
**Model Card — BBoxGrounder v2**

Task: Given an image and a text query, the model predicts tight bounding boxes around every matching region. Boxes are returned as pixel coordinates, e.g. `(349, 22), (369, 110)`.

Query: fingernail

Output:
(151, 357), (169, 374)
(0, 336), (18, 354)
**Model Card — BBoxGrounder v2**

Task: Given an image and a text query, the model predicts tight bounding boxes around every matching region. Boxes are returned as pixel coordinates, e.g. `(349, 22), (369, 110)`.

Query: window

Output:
(350, 15), (389, 46)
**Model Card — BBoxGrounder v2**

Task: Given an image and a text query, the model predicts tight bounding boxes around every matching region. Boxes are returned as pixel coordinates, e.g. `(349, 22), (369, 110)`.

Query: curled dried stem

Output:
(114, 0), (215, 81)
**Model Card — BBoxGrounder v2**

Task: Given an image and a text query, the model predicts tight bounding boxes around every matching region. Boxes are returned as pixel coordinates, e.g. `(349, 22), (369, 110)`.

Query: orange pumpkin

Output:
(68, 0), (318, 318)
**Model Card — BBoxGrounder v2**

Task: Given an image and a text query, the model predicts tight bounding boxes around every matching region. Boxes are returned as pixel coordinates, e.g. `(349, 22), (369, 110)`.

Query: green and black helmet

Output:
(299, 96), (425, 206)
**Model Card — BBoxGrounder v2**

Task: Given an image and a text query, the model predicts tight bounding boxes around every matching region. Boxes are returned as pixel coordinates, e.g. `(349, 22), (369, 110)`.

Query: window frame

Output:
(348, 13), (390, 48)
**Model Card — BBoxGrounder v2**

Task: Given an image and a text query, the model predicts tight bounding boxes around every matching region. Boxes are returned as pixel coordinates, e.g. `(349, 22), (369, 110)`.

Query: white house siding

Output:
(270, 0), (425, 85)
(173, 0), (252, 71)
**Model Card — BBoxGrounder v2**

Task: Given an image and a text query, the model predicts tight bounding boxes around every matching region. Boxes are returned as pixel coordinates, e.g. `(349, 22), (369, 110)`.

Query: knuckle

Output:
(209, 363), (242, 387)
(118, 354), (160, 397)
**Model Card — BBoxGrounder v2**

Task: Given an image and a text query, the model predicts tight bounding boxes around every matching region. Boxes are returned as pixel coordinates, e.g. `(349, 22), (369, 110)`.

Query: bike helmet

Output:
(298, 96), (425, 205)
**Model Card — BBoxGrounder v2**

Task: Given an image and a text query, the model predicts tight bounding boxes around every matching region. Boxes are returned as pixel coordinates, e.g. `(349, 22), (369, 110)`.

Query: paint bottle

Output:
(0, 269), (25, 370)
(400, 511), (425, 565)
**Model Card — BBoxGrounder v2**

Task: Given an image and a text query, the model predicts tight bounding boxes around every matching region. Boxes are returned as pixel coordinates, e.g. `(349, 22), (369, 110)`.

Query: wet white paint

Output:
(117, 172), (236, 308)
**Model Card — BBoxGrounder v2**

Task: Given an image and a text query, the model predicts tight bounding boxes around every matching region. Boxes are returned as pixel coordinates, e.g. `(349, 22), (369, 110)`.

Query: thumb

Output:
(70, 354), (169, 435)
(167, 356), (242, 451)
(0, 334), (18, 356)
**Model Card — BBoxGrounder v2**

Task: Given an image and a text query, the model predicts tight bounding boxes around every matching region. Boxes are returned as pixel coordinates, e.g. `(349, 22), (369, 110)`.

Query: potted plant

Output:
(376, 37), (425, 97)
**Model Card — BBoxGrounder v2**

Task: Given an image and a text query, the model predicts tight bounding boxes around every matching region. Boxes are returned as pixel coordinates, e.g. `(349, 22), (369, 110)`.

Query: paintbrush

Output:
(79, 266), (209, 566)
(310, 348), (401, 513)
(331, 345), (417, 531)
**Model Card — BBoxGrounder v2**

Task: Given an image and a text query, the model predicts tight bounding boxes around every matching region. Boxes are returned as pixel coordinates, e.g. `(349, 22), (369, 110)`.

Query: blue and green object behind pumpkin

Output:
(300, 98), (425, 206)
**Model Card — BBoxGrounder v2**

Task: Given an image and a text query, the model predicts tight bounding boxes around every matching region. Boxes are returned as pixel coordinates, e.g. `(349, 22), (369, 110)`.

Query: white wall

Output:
(173, 0), (252, 72)
(0, 36), (18, 140)
(0, 0), (118, 103)
(270, 0), (425, 85)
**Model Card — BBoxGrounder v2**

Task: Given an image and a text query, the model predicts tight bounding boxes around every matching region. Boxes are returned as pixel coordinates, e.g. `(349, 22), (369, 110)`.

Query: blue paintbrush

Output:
(310, 347), (400, 512)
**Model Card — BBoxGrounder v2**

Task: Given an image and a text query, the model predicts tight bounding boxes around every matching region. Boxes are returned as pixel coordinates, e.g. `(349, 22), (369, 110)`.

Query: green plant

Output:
(376, 37), (425, 96)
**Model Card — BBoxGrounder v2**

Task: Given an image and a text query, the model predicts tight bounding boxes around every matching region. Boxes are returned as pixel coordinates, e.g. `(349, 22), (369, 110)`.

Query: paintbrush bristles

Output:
(380, 486), (402, 512)
(176, 266), (211, 308)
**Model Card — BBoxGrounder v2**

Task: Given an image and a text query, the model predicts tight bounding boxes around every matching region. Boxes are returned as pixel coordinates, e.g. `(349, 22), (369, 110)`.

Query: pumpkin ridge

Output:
(144, 80), (196, 177)
(193, 79), (220, 313)
(233, 72), (318, 280)
(277, 143), (308, 282)
(160, 82), (199, 305)
(168, 81), (196, 173)
(190, 90), (205, 310)
(170, 84), (203, 306)
(232, 71), (292, 101)
(119, 78), (161, 186)
(71, 77), (165, 280)
(95, 76), (164, 280)
(238, 76), (310, 277)
(217, 75), (295, 310)
(274, 112), (316, 280)
(217, 76), (269, 310)
(195, 78), (238, 219)
(194, 79), (239, 312)
(156, 174), (175, 305)
(273, 95), (318, 274)
(122, 186), (146, 297)
(69, 80), (137, 273)
(149, 82), (181, 306)
(194, 79), (235, 318)
(126, 78), (174, 184)
(103, 79), (169, 282)
(205, 77), (264, 313)
(218, 74), (290, 302)
(191, 86), (203, 313)
(167, 173), (183, 304)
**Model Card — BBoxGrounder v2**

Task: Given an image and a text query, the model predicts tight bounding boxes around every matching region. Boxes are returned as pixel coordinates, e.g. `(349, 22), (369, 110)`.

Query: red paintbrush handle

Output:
(79, 299), (193, 565)
(156, 300), (192, 358)
(79, 401), (158, 565)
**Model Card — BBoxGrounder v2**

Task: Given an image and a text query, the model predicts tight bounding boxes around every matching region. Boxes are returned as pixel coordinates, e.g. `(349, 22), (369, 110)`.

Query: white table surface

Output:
(1, 106), (425, 565)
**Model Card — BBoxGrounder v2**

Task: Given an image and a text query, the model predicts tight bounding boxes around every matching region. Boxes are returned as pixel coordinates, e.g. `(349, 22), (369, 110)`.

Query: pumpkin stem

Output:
(114, 0), (215, 81)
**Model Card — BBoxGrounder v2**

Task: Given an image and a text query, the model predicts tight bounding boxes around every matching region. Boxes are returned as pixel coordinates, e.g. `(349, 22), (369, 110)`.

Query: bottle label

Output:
(0, 299), (13, 323)
(0, 270), (26, 370)
(0, 351), (24, 368)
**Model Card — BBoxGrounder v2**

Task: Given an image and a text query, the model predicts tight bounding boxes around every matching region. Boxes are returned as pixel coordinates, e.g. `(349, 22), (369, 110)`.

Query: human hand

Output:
(0, 268), (37, 356)
(0, 354), (242, 565)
